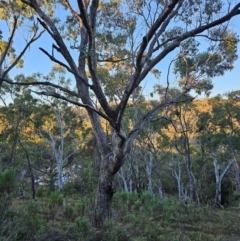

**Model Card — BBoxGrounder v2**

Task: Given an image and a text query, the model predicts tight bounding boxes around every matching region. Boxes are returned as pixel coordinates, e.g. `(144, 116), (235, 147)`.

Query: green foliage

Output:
(101, 219), (130, 241)
(22, 201), (46, 236)
(0, 168), (16, 194)
(36, 187), (45, 198)
(76, 198), (88, 216)
(75, 216), (90, 234)
(46, 191), (64, 219)
(64, 203), (74, 220)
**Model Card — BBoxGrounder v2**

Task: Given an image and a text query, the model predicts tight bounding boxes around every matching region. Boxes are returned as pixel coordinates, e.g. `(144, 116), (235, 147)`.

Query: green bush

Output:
(0, 168), (16, 218)
(64, 204), (74, 220)
(75, 216), (90, 234)
(22, 201), (46, 237)
(76, 198), (88, 216)
(36, 187), (45, 198)
(46, 191), (64, 219)
(0, 168), (16, 194)
(101, 219), (130, 241)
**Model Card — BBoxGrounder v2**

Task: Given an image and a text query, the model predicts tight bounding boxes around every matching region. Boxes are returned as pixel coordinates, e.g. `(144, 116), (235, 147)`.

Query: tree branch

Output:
(22, 0), (82, 83)
(62, 0), (82, 23)
(0, 16), (18, 71)
(127, 92), (194, 144)
(138, 3), (240, 88)
(3, 29), (45, 79)
(136, 0), (180, 70)
(1, 78), (79, 98)
(32, 90), (114, 125)
(39, 47), (92, 88)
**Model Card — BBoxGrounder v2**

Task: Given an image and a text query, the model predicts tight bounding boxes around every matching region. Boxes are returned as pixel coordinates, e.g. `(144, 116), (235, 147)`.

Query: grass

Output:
(6, 192), (240, 241)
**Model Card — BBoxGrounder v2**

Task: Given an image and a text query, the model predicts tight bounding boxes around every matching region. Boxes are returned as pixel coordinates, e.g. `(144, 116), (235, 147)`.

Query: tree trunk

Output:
(92, 134), (125, 228)
(93, 168), (115, 228)
(57, 161), (63, 191)
(213, 158), (234, 208)
(185, 153), (195, 200)
(118, 167), (129, 192)
(146, 155), (153, 194)
(233, 158), (240, 191)
(215, 180), (222, 207)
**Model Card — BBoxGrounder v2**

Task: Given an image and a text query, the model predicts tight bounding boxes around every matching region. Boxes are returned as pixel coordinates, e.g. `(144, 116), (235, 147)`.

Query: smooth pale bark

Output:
(170, 158), (182, 200)
(118, 166), (130, 192)
(233, 158), (240, 191)
(39, 107), (77, 192)
(185, 152), (195, 200)
(214, 158), (234, 207)
(146, 154), (154, 194)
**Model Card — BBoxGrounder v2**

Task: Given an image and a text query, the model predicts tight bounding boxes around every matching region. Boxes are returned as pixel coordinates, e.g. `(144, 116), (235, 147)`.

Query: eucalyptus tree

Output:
(168, 100), (198, 200)
(209, 94), (240, 207)
(197, 94), (240, 207)
(2, 0), (240, 227)
(34, 69), (84, 193)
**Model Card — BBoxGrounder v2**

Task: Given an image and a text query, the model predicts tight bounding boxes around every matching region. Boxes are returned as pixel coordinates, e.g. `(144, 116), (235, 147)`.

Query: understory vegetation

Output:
(1, 188), (240, 241)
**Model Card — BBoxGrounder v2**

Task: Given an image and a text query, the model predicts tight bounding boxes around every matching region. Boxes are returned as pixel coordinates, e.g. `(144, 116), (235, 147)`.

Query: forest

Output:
(0, 0), (240, 240)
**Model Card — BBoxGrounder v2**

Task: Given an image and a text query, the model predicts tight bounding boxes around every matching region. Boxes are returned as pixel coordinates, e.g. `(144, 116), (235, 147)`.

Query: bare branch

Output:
(0, 16), (18, 71)
(3, 29), (45, 79)
(1, 78), (79, 98)
(147, 0), (184, 60)
(138, 3), (240, 88)
(127, 92), (194, 142)
(39, 47), (92, 88)
(22, 0), (81, 81)
(62, 0), (82, 23)
(32, 90), (114, 125)
(136, 0), (180, 69)
(195, 34), (240, 43)
(97, 57), (130, 63)
(77, 0), (92, 36)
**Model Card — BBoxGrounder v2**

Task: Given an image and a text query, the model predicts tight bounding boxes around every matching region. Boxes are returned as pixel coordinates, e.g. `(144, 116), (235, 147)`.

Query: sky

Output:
(1, 5), (239, 99)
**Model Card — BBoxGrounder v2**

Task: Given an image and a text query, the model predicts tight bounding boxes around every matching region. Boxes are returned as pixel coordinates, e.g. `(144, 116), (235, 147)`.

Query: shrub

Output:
(0, 168), (16, 194)
(64, 204), (74, 220)
(36, 187), (45, 198)
(101, 219), (130, 241)
(75, 216), (90, 233)
(46, 191), (64, 219)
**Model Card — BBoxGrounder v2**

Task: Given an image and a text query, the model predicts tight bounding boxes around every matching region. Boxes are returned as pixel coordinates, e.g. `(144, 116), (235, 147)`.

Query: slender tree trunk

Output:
(171, 160), (182, 200)
(214, 158), (234, 207)
(177, 166), (182, 200)
(57, 161), (63, 191)
(19, 140), (36, 200)
(158, 179), (164, 199)
(118, 167), (129, 192)
(146, 155), (153, 194)
(233, 158), (240, 191)
(185, 152), (195, 200)
(215, 180), (222, 207)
